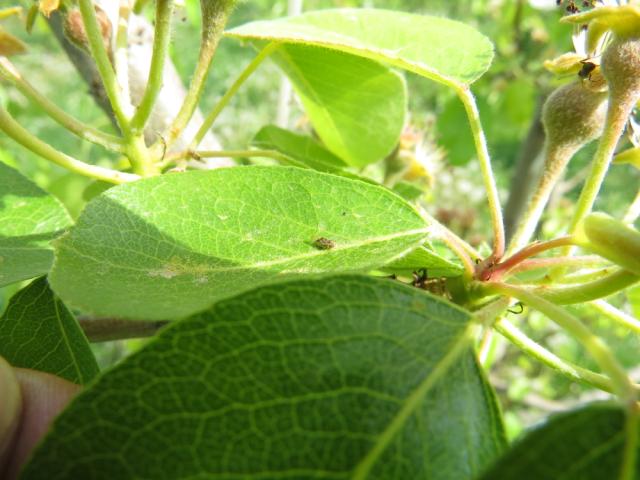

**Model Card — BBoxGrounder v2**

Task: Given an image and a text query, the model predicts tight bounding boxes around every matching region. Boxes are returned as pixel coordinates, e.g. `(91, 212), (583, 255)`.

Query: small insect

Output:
(578, 60), (597, 79)
(312, 237), (336, 250)
(508, 302), (525, 315)
(411, 269), (449, 298)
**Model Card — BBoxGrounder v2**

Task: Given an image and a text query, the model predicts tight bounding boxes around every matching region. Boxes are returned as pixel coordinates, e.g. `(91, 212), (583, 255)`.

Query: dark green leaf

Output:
(479, 403), (638, 480)
(0, 277), (98, 384)
(0, 162), (72, 287)
(269, 44), (407, 167)
(23, 275), (505, 479)
(227, 9), (494, 87)
(50, 167), (430, 320)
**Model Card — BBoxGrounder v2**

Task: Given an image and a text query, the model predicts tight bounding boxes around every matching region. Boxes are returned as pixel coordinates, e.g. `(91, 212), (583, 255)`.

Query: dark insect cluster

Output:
(411, 269), (450, 298)
(556, 0), (595, 14)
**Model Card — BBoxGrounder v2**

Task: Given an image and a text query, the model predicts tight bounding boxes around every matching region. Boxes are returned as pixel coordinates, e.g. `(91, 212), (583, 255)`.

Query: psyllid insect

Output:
(312, 237), (336, 250)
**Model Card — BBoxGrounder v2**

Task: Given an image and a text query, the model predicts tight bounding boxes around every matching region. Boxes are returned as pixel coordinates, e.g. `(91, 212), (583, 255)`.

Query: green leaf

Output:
(227, 9), (494, 87)
(392, 181), (425, 202)
(269, 44), (406, 167)
(22, 275), (505, 479)
(0, 162), (72, 287)
(0, 277), (98, 384)
(252, 125), (348, 172)
(479, 403), (638, 480)
(50, 167), (430, 320)
(384, 245), (464, 278)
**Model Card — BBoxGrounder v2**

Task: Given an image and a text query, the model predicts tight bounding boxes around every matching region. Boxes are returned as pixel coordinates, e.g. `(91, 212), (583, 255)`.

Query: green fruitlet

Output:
(578, 212), (640, 276)
(509, 81), (607, 249)
(542, 81), (608, 154)
(601, 37), (640, 101)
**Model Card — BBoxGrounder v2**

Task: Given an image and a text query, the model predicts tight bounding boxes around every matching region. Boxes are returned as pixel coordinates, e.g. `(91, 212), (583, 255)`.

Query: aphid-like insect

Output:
(411, 269), (449, 298)
(313, 237), (336, 250)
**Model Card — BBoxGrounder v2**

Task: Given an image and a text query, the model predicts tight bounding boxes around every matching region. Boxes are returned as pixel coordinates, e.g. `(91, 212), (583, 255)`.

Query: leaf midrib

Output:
(351, 324), (475, 479)
(56, 226), (432, 276)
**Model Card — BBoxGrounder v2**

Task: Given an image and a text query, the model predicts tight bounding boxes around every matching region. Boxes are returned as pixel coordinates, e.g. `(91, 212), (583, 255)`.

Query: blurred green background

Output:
(1, 0), (639, 440)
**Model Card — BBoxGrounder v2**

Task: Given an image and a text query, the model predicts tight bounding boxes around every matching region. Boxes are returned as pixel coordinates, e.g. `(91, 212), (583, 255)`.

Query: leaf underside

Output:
(0, 277), (98, 384)
(22, 275), (505, 480)
(49, 167), (430, 320)
(479, 403), (638, 479)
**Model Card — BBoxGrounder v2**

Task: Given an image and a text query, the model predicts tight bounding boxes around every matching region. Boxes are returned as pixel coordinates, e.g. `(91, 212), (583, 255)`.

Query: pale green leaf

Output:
(479, 403), (638, 480)
(0, 277), (98, 384)
(23, 275), (505, 479)
(0, 162), (72, 287)
(384, 245), (464, 278)
(227, 9), (494, 87)
(50, 167), (430, 320)
(269, 44), (406, 167)
(252, 124), (347, 172)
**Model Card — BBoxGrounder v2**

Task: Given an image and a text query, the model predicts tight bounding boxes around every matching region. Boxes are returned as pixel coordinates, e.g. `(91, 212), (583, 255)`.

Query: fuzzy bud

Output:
(601, 37), (640, 101)
(63, 7), (113, 59)
(542, 81), (608, 154)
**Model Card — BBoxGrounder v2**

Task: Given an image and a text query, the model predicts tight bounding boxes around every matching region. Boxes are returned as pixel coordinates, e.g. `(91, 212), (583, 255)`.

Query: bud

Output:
(578, 212), (640, 275)
(63, 7), (113, 60)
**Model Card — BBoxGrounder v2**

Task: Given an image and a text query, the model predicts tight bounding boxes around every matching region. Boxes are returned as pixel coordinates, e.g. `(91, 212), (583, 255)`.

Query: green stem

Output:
(507, 143), (576, 255)
(78, 0), (130, 129)
(114, 0), (133, 119)
(554, 267), (615, 285)
(163, 148), (289, 168)
(130, 0), (175, 133)
(456, 86), (505, 258)
(494, 318), (615, 393)
(124, 133), (157, 176)
(590, 300), (640, 335)
(535, 269), (639, 304)
(508, 256), (606, 276)
(0, 58), (124, 152)
(487, 282), (636, 402)
(414, 206), (478, 276)
(189, 43), (280, 149)
(158, 2), (233, 151)
(492, 236), (576, 279)
(0, 107), (138, 184)
(563, 93), (637, 256)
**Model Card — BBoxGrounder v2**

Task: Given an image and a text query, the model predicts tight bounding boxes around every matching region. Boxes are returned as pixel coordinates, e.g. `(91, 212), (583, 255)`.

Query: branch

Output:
(78, 316), (169, 342)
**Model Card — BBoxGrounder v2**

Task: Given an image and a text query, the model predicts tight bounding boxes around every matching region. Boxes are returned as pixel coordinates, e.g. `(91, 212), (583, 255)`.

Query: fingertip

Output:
(4, 369), (80, 480)
(0, 356), (22, 477)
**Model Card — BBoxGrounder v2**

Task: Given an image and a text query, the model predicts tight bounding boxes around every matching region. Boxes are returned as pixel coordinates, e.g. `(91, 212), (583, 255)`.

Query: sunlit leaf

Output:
(50, 167), (431, 320)
(0, 162), (72, 287)
(227, 9), (494, 87)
